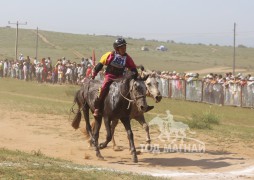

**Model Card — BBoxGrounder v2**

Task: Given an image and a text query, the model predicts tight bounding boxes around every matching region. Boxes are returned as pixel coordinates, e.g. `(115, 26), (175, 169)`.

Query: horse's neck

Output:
(119, 79), (131, 97)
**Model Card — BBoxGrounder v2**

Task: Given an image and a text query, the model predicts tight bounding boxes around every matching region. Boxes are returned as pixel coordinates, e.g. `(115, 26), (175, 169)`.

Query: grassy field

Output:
(1, 78), (254, 178)
(1, 78), (254, 142)
(1, 27), (254, 178)
(1, 27), (254, 75)
(0, 148), (162, 180)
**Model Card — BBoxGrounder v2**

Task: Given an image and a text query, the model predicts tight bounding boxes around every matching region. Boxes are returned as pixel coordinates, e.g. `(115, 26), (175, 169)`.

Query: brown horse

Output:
(72, 73), (148, 163)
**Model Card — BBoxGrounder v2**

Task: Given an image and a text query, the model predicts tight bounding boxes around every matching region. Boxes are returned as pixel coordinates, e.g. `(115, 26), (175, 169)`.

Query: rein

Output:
(119, 80), (146, 109)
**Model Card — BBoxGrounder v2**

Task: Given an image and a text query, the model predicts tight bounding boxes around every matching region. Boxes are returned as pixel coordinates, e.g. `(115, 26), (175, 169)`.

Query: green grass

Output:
(185, 107), (220, 129)
(0, 78), (78, 115)
(1, 27), (254, 75)
(0, 148), (162, 180)
(0, 77), (254, 177)
(1, 78), (254, 143)
(144, 98), (254, 142)
(2, 27), (254, 178)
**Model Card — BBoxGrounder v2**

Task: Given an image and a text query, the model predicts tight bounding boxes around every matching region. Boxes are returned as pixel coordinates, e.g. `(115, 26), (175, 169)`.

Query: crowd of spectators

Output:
(153, 70), (254, 106)
(0, 54), (104, 84)
(1, 54), (254, 89)
(156, 70), (253, 84)
(1, 54), (254, 107)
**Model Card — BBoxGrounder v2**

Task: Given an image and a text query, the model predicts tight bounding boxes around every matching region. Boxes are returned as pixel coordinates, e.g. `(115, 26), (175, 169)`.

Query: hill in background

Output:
(1, 27), (253, 75)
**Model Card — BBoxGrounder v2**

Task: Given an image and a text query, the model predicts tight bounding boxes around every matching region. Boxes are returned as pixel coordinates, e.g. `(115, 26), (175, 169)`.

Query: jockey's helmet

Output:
(113, 38), (127, 49)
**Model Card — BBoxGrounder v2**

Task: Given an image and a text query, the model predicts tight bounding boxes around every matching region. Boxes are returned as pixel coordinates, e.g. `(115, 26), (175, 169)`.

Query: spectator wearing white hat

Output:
(19, 54), (24, 61)
(160, 71), (169, 97)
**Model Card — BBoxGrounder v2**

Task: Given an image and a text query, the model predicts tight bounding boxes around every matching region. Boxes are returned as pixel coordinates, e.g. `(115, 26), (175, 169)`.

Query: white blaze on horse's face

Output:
(145, 76), (162, 103)
(130, 80), (148, 112)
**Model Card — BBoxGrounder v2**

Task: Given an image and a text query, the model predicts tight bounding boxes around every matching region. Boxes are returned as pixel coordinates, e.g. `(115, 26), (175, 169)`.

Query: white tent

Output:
(156, 45), (168, 51)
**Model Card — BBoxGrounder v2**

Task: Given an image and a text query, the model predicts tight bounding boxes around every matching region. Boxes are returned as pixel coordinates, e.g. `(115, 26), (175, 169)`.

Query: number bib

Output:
(110, 54), (126, 68)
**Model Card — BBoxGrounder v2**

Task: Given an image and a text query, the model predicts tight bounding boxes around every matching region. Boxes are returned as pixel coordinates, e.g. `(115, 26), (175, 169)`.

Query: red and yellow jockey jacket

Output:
(94, 51), (137, 79)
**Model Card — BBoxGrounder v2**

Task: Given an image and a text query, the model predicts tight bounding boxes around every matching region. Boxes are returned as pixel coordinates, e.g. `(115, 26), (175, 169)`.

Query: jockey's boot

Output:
(93, 97), (103, 117)
(145, 105), (154, 112)
(93, 84), (110, 117)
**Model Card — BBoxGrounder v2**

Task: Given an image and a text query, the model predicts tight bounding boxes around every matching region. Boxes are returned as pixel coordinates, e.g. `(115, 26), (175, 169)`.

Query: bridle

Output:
(120, 79), (146, 109)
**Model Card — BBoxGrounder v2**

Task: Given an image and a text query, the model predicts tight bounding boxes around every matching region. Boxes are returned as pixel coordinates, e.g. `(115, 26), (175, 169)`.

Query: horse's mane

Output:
(111, 71), (135, 83)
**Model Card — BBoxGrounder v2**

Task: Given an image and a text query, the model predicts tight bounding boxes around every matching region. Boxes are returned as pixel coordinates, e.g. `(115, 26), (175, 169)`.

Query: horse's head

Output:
(142, 71), (162, 103)
(129, 78), (148, 113)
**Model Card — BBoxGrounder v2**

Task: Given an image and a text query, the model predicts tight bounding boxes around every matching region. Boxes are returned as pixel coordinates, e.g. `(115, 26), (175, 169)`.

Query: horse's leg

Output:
(99, 116), (112, 149)
(111, 119), (119, 150)
(135, 114), (151, 144)
(82, 103), (94, 143)
(120, 117), (138, 163)
(93, 116), (104, 160)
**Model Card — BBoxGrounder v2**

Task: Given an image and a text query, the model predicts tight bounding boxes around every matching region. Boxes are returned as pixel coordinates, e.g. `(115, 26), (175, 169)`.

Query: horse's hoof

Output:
(132, 155), (138, 163)
(97, 155), (104, 160)
(129, 150), (141, 155)
(146, 139), (151, 144)
(99, 143), (107, 149)
(96, 151), (104, 160)
(136, 150), (141, 155)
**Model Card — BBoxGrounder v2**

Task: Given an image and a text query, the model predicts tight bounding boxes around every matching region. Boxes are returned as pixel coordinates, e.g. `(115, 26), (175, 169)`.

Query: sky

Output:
(1, 0), (254, 47)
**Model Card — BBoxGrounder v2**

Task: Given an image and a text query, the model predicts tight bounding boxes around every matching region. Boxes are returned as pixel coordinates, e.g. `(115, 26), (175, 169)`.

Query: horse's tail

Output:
(71, 90), (82, 130)
(72, 111), (81, 129)
(70, 90), (80, 112)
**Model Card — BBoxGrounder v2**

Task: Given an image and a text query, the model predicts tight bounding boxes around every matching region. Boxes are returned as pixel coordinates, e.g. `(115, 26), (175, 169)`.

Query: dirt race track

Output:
(1, 109), (254, 180)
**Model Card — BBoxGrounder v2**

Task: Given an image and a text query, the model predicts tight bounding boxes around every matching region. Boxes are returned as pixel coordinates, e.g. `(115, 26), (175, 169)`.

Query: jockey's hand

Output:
(91, 75), (95, 80)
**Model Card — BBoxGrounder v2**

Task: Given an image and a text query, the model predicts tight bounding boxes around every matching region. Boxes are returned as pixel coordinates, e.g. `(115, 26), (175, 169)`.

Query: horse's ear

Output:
(142, 74), (149, 81)
(137, 65), (145, 71)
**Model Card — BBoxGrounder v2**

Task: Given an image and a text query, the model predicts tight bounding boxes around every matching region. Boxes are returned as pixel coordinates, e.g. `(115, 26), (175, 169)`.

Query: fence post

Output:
(168, 79), (171, 98)
(222, 84), (225, 106)
(184, 80), (187, 100)
(201, 81), (204, 103)
(240, 85), (243, 107)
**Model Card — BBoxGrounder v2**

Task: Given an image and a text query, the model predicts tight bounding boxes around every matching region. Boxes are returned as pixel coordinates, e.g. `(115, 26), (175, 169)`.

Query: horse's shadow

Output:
(205, 150), (236, 156)
(139, 156), (245, 169)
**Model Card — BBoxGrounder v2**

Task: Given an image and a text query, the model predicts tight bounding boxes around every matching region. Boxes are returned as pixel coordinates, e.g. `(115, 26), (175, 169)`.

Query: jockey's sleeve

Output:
(93, 52), (112, 75)
(99, 52), (112, 65)
(93, 63), (103, 75)
(125, 54), (136, 69)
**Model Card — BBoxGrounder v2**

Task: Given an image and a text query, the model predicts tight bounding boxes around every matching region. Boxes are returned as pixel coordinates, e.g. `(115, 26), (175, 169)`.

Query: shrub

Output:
(187, 107), (220, 129)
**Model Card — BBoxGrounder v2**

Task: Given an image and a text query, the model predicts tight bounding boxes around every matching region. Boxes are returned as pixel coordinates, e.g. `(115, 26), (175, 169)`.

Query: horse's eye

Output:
(147, 83), (151, 86)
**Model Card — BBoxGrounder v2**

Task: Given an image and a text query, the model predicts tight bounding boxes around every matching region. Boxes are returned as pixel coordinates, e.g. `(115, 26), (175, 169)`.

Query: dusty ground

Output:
(1, 109), (254, 179)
